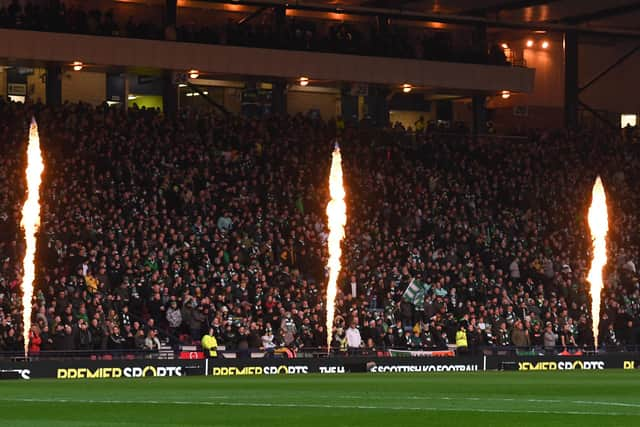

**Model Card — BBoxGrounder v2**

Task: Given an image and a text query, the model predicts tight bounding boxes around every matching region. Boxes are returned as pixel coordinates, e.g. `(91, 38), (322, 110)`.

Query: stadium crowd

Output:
(0, 98), (639, 357)
(0, 0), (508, 65)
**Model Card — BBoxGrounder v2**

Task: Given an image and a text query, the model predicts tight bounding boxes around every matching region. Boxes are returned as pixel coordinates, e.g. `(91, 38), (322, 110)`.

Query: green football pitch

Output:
(1, 371), (639, 426)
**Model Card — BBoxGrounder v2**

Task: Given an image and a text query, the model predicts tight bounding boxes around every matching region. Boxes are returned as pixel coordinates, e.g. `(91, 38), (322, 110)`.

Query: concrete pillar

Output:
(45, 65), (62, 107)
(564, 30), (579, 128)
(473, 23), (488, 63)
(271, 79), (287, 115)
(162, 70), (177, 115)
(472, 95), (486, 139)
(165, 0), (177, 27)
(365, 86), (389, 126)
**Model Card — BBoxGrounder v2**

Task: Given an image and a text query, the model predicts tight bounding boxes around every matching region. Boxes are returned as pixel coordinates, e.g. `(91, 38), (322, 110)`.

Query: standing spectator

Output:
(28, 325), (42, 355)
(511, 320), (531, 348)
(108, 325), (126, 351)
(201, 328), (218, 358)
(166, 300), (182, 336)
(455, 324), (468, 354)
(345, 321), (362, 353)
(543, 323), (558, 354)
(75, 320), (93, 351)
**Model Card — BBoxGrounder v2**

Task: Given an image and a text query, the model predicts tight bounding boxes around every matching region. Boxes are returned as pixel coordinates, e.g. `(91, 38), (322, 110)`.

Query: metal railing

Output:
(0, 348), (161, 361)
(2, 343), (639, 361)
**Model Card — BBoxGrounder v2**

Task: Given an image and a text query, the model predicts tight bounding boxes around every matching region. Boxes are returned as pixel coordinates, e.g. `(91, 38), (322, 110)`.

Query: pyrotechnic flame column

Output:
(20, 118), (44, 358)
(587, 176), (608, 351)
(325, 145), (347, 351)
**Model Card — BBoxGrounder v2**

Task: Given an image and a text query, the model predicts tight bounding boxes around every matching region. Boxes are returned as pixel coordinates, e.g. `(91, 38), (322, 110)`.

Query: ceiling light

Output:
(299, 76), (309, 87)
(189, 70), (199, 79)
(501, 90), (511, 99)
(541, 40), (549, 49)
(72, 61), (83, 71)
(526, 39), (534, 48)
(402, 83), (412, 93)
(501, 43), (509, 49)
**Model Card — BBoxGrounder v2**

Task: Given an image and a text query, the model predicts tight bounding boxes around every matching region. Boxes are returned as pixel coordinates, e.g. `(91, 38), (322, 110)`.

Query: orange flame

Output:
(586, 176), (608, 349)
(20, 118), (44, 357)
(325, 145), (346, 350)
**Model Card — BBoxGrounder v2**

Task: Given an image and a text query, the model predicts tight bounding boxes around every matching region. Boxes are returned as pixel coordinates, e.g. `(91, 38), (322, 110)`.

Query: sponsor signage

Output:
(0, 369), (31, 380)
(517, 360), (605, 371)
(0, 360), (203, 380)
(211, 365), (309, 376)
(489, 354), (636, 371)
(179, 351), (205, 360)
(207, 360), (349, 376)
(57, 365), (184, 379)
(8, 83), (26, 96)
(368, 363), (480, 373)
(2, 354), (640, 380)
(387, 349), (455, 358)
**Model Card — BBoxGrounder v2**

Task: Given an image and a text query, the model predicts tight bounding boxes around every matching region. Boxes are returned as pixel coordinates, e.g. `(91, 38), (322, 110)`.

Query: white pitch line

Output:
(399, 395), (640, 409)
(202, 392), (640, 409)
(0, 397), (636, 417)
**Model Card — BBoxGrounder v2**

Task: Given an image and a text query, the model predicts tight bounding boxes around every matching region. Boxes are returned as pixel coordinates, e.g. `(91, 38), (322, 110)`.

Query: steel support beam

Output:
(201, 0), (640, 39)
(579, 44), (640, 93)
(564, 31), (578, 128)
(185, 82), (230, 115)
(238, 6), (269, 25)
(579, 101), (617, 130)
(462, 0), (558, 16)
(554, 2), (640, 24)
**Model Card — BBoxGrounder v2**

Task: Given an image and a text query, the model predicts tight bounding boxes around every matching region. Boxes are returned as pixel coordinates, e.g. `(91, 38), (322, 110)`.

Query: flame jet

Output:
(586, 176), (608, 350)
(20, 118), (44, 357)
(325, 144), (347, 350)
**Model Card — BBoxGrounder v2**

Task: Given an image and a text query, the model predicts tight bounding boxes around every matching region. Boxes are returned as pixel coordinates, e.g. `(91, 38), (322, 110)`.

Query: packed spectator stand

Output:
(0, 1), (509, 65)
(0, 98), (639, 360)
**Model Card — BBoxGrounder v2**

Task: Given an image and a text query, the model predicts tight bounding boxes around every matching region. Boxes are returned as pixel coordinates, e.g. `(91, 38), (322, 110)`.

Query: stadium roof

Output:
(322, 0), (640, 30)
(208, 0), (640, 37)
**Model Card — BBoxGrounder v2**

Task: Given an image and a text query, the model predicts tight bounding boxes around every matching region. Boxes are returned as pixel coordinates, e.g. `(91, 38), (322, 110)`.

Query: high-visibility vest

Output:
(456, 330), (468, 348)
(201, 334), (218, 357)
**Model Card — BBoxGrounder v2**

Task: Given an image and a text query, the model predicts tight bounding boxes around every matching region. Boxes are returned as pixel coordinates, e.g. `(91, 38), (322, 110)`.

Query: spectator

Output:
(201, 328), (218, 357)
(166, 300), (183, 335)
(144, 329), (161, 352)
(134, 329), (146, 350)
(75, 320), (93, 351)
(108, 325), (126, 351)
(543, 323), (558, 354)
(345, 322), (362, 353)
(511, 320), (531, 348)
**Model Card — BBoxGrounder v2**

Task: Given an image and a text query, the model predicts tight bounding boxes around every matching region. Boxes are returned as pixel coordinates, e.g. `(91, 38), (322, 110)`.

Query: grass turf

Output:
(0, 371), (639, 426)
